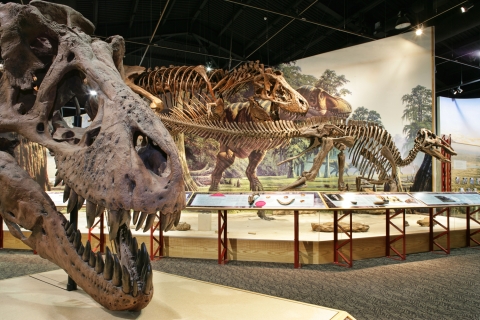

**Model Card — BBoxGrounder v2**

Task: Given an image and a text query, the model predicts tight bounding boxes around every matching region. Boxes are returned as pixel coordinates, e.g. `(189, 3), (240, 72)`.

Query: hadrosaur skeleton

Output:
(280, 120), (457, 191)
(0, 1), (185, 311)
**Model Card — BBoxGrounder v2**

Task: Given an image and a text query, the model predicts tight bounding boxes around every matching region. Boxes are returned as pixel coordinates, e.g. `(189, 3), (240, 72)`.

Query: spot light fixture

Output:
(395, 11), (411, 30)
(461, 1), (474, 12)
(415, 24), (423, 36)
(89, 90), (97, 96)
(451, 86), (464, 95)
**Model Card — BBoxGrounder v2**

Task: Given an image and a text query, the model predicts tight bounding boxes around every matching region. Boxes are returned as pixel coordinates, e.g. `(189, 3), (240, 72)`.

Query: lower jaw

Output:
(31, 215), (154, 311)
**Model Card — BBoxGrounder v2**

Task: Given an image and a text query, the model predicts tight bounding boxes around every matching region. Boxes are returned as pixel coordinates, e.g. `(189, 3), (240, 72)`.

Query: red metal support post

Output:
(466, 206), (480, 248)
(150, 213), (164, 260)
(441, 134), (452, 192)
(0, 215), (3, 249)
(429, 207), (450, 254)
(88, 211), (105, 253)
(218, 210), (228, 264)
(385, 208), (406, 260)
(294, 210), (300, 268)
(333, 210), (353, 267)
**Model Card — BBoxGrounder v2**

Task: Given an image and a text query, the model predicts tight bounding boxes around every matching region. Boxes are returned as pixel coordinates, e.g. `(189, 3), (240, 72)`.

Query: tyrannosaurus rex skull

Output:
(0, 1), (185, 311)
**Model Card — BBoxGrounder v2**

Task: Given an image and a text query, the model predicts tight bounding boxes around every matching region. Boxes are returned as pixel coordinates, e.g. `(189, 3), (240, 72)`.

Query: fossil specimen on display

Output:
(0, 1), (185, 311)
(280, 121), (457, 192)
(130, 62), (353, 193)
(311, 222), (370, 232)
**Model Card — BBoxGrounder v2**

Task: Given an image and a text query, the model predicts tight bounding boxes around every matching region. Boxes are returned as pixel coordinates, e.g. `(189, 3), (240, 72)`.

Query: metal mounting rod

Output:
(139, 0), (172, 66)
(230, 0), (319, 70)
(225, 0), (376, 41)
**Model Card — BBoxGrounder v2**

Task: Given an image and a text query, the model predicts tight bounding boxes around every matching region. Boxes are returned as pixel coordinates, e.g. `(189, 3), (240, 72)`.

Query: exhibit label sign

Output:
(322, 192), (425, 209)
(409, 192), (480, 206)
(187, 192), (326, 210)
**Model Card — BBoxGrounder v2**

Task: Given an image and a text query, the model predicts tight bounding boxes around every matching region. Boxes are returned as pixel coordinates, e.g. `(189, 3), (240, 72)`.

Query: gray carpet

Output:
(1, 247), (479, 319)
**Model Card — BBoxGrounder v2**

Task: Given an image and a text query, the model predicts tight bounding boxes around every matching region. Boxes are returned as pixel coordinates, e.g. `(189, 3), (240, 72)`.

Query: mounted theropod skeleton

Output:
(127, 62), (353, 192)
(0, 1), (185, 311)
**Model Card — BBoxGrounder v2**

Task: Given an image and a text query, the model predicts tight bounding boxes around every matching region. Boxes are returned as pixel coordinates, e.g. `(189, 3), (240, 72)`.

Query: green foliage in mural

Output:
(401, 85), (432, 151)
(315, 69), (352, 97)
(350, 106), (383, 126)
(274, 63), (317, 89)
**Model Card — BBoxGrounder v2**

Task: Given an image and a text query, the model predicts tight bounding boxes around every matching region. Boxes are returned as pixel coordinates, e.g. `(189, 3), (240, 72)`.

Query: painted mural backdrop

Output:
(184, 28), (434, 192)
(438, 97), (480, 192)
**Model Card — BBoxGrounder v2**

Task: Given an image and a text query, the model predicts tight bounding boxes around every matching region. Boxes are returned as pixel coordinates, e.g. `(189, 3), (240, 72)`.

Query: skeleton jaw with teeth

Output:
(0, 1), (184, 311)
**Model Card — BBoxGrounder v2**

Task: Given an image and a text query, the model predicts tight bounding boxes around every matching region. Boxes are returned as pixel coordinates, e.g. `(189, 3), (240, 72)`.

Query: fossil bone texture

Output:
(0, 1), (185, 311)
(280, 119), (457, 191)
(131, 62), (352, 191)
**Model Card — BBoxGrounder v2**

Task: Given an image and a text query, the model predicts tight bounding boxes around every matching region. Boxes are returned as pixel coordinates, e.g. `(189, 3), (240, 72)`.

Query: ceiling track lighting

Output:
(451, 86), (464, 95)
(461, 1), (474, 13)
(395, 11), (411, 30)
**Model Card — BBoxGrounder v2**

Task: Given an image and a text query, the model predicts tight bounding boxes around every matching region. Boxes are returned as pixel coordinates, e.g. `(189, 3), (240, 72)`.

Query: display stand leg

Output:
(150, 213), (164, 260)
(385, 208), (406, 260)
(67, 205), (78, 291)
(88, 212), (105, 253)
(218, 210), (228, 265)
(429, 207), (450, 254)
(0, 215), (3, 249)
(294, 210), (301, 269)
(333, 210), (353, 268)
(466, 206), (480, 248)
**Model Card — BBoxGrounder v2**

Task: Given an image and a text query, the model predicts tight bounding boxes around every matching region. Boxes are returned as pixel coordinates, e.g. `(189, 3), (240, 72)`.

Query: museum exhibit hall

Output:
(1, 0), (480, 319)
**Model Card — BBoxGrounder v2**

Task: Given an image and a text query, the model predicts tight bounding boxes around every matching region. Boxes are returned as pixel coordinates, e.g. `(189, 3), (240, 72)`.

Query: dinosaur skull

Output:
(293, 86), (352, 119)
(0, 1), (184, 311)
(415, 128), (457, 161)
(254, 69), (309, 114)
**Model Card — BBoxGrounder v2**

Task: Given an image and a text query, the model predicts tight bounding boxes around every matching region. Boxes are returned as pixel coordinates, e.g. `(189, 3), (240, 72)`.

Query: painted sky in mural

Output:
(295, 28), (433, 141)
(438, 97), (480, 145)
(438, 97), (480, 192)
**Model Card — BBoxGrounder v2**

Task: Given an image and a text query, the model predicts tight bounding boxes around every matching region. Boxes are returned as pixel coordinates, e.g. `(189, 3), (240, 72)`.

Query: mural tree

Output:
(314, 69), (352, 178)
(401, 85), (433, 191)
(275, 63), (317, 88)
(350, 106), (383, 126)
(315, 69), (352, 97)
(401, 85), (432, 151)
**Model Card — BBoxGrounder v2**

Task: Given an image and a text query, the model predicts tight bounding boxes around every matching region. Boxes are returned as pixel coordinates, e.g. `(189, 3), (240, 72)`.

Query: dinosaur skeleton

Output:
(129, 63), (354, 191)
(0, 1), (185, 311)
(280, 120), (457, 191)
(133, 60), (309, 117)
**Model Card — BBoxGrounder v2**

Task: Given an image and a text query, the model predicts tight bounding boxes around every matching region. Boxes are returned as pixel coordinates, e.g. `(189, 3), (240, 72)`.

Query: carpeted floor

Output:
(1, 247), (479, 319)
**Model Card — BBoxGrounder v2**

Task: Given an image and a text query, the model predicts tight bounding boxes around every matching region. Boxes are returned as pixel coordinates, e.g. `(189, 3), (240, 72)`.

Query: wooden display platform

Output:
(3, 226), (477, 265)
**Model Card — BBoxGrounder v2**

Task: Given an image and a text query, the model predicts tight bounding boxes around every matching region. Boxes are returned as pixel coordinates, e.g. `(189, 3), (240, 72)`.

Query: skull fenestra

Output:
(0, 1), (185, 311)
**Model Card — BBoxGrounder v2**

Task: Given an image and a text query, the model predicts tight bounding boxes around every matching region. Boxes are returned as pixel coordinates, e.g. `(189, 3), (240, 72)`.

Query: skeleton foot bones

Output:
(0, 1), (185, 311)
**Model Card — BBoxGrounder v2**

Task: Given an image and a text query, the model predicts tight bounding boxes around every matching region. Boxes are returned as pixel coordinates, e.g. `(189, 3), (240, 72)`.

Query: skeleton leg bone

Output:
(380, 146), (402, 192)
(247, 150), (266, 192)
(279, 138), (335, 191)
(279, 136), (354, 191)
(337, 147), (346, 191)
(209, 145), (235, 191)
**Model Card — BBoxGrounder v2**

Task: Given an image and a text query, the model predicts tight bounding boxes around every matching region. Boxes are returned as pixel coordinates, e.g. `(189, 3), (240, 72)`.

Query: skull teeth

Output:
(65, 217), (152, 297)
